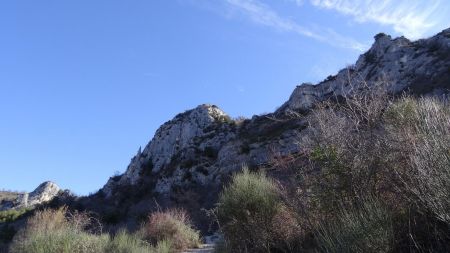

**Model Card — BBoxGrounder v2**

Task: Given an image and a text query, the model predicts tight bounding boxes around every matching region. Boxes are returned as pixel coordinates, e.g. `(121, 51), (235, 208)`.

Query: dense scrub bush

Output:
(300, 87), (450, 252)
(8, 207), (190, 253)
(316, 197), (394, 253)
(211, 83), (450, 252)
(216, 168), (300, 252)
(385, 97), (450, 224)
(0, 208), (30, 223)
(143, 209), (200, 252)
(9, 208), (109, 253)
(304, 81), (392, 215)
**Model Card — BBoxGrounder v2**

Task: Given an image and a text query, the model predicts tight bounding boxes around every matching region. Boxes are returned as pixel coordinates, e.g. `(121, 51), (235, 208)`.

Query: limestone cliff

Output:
(91, 29), (450, 231)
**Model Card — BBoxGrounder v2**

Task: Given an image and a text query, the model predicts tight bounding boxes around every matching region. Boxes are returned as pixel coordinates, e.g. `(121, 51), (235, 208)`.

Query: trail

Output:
(183, 234), (219, 253)
(183, 244), (215, 253)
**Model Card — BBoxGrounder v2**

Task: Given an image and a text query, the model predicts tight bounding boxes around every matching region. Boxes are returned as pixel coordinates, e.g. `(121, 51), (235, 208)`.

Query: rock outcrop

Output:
(0, 181), (61, 211)
(101, 101), (304, 199)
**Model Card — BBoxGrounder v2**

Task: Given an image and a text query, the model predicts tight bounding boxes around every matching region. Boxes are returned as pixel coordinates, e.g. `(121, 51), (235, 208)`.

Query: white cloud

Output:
(224, 0), (368, 51)
(310, 0), (449, 39)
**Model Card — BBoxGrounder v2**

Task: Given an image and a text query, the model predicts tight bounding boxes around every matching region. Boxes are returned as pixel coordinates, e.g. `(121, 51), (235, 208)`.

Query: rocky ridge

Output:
(96, 29), (450, 228)
(278, 29), (450, 113)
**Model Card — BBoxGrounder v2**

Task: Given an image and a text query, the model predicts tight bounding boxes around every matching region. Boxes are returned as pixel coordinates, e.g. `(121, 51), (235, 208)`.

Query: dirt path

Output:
(183, 234), (219, 253)
(183, 244), (215, 253)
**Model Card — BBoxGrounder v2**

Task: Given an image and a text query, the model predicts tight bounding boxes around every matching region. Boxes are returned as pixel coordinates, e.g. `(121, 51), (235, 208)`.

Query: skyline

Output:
(1, 0), (450, 195)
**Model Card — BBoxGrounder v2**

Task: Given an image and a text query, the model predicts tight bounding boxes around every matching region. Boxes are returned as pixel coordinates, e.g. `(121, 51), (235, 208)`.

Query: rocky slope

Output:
(88, 28), (450, 231)
(278, 29), (450, 113)
(0, 182), (61, 211)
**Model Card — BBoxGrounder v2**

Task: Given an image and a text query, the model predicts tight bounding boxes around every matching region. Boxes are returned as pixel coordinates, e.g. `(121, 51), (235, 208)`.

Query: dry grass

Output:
(8, 207), (176, 253)
(0, 191), (19, 203)
(143, 209), (200, 252)
(9, 207), (109, 253)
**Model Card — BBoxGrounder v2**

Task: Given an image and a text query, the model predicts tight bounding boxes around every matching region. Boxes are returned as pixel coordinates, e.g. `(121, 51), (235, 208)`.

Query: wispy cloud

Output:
(223, 0), (368, 51)
(310, 0), (449, 39)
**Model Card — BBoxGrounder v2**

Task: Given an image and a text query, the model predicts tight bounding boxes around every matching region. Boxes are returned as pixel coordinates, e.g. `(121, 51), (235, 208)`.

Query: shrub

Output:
(153, 239), (173, 253)
(316, 197), (394, 253)
(305, 81), (392, 214)
(216, 167), (299, 252)
(8, 207), (171, 253)
(0, 208), (30, 223)
(385, 97), (450, 224)
(143, 209), (200, 252)
(9, 207), (109, 253)
(107, 229), (160, 253)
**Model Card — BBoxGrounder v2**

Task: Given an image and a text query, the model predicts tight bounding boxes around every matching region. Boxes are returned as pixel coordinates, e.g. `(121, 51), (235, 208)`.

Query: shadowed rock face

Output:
(91, 28), (450, 231)
(0, 181), (61, 211)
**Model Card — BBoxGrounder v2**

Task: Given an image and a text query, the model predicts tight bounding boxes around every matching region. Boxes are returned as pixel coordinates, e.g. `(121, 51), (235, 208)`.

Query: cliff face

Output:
(278, 29), (450, 113)
(100, 103), (303, 200)
(102, 104), (241, 197)
(96, 28), (450, 227)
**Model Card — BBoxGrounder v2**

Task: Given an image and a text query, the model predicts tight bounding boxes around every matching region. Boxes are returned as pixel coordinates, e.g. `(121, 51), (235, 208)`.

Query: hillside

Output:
(62, 28), (450, 232)
(2, 28), (450, 253)
(0, 192), (18, 203)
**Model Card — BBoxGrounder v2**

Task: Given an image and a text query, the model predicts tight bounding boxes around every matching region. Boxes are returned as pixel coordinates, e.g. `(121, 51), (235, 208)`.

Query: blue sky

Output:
(1, 0), (449, 195)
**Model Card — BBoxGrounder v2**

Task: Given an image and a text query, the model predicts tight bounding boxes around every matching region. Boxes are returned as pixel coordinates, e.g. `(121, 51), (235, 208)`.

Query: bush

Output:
(9, 207), (109, 253)
(9, 207), (173, 253)
(216, 168), (299, 252)
(107, 230), (163, 253)
(0, 208), (30, 223)
(385, 97), (450, 224)
(305, 81), (392, 214)
(316, 197), (394, 253)
(303, 93), (450, 252)
(143, 209), (200, 252)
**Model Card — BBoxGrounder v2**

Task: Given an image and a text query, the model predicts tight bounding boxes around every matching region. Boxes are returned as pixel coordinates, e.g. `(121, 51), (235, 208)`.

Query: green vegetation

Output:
(143, 209), (201, 251)
(0, 208), (30, 223)
(10, 208), (109, 253)
(216, 168), (300, 252)
(316, 197), (393, 253)
(215, 83), (450, 252)
(9, 207), (200, 253)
